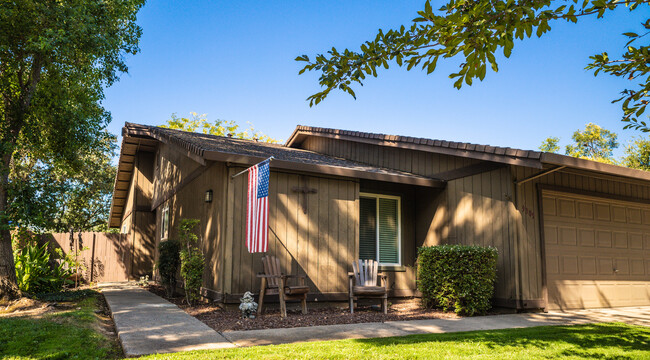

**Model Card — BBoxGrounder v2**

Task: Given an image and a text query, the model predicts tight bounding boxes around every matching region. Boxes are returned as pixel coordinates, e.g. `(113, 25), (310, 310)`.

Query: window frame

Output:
(161, 205), (170, 240)
(359, 192), (402, 266)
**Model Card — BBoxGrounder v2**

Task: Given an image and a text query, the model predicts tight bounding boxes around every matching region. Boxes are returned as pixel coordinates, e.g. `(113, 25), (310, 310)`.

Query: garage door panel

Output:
(558, 199), (576, 218)
(543, 190), (650, 310)
(613, 232), (628, 249)
(628, 208), (642, 224)
(631, 259), (645, 275)
(614, 258), (630, 275)
(577, 201), (593, 219)
(559, 227), (577, 246)
(579, 229), (595, 247)
(630, 233), (643, 249)
(597, 257), (613, 275)
(597, 231), (612, 248)
(595, 204), (611, 221)
(580, 256), (597, 275)
(612, 205), (627, 223)
(543, 197), (557, 216)
(561, 255), (579, 275)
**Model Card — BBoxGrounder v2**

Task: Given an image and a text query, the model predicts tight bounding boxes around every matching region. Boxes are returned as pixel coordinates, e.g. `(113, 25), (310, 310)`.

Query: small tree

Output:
(157, 239), (180, 298)
(178, 219), (204, 306)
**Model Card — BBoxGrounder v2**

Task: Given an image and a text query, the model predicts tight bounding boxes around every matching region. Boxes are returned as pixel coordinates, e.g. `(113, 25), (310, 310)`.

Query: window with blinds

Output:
(359, 193), (401, 265)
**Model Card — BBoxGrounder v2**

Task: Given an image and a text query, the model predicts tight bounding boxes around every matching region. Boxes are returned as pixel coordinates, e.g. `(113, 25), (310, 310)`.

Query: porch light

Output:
(205, 189), (213, 203)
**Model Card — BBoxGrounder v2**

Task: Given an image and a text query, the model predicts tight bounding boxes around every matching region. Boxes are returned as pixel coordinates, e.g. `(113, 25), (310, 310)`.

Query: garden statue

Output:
(239, 291), (258, 319)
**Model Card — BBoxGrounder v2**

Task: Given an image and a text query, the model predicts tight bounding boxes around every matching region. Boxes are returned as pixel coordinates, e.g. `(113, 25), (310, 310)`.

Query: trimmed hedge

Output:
(417, 245), (498, 316)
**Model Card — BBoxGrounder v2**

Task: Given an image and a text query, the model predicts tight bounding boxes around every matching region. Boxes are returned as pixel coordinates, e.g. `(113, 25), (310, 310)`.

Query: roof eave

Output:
(203, 150), (444, 187)
(288, 128), (543, 169)
(541, 153), (650, 182)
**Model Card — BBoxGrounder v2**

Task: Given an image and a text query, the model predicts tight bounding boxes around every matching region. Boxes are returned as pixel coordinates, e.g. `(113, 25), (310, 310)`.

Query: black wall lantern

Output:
(205, 189), (213, 203)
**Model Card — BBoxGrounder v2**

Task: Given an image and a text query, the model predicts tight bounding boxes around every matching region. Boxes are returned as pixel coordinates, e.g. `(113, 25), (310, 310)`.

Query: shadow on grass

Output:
(0, 291), (120, 360)
(350, 323), (649, 358)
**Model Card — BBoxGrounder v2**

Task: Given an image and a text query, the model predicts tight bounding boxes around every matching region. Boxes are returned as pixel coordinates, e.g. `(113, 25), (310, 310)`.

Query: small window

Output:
(161, 206), (170, 240)
(359, 193), (401, 266)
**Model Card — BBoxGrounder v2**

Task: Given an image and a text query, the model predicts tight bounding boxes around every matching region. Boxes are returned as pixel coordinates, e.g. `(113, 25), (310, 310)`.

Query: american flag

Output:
(246, 159), (270, 253)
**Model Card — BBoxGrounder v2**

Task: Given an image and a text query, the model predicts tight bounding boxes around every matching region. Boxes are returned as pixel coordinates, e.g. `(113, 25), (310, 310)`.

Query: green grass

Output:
(141, 323), (650, 360)
(0, 291), (121, 360)
(1, 296), (649, 360)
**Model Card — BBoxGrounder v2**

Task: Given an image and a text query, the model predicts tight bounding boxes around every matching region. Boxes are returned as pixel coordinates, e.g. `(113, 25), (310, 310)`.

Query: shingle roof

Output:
(286, 125), (543, 167)
(123, 123), (443, 185)
(286, 125), (650, 181)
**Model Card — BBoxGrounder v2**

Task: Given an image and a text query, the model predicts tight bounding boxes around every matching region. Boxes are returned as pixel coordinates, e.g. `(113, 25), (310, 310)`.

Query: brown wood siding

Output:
(224, 168), (359, 297)
(120, 152), (156, 278)
(301, 136), (516, 303)
(152, 142), (228, 296)
(513, 166), (650, 305)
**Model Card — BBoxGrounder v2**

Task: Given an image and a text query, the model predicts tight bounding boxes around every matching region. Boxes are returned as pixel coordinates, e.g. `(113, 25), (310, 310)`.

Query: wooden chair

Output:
(257, 255), (309, 318)
(348, 259), (388, 314)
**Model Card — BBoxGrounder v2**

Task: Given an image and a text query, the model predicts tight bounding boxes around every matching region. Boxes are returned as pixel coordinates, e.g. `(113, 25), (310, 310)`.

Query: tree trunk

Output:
(0, 148), (20, 303)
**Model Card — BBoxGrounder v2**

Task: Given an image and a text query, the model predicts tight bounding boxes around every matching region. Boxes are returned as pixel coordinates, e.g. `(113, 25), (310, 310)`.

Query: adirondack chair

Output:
(257, 255), (309, 318)
(348, 259), (389, 314)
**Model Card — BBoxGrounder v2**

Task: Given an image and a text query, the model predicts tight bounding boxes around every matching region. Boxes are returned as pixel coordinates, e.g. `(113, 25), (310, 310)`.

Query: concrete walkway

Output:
(223, 306), (650, 347)
(101, 283), (650, 355)
(101, 283), (235, 357)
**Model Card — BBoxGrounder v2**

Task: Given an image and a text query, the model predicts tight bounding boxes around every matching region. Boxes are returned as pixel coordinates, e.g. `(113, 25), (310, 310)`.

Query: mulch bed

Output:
(146, 284), (460, 332)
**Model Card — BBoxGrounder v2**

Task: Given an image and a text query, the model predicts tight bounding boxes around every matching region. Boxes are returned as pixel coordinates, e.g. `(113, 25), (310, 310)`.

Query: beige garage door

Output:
(542, 190), (650, 310)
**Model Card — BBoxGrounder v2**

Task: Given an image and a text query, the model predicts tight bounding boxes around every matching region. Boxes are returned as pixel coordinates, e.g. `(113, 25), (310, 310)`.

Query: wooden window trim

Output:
(360, 192), (402, 266)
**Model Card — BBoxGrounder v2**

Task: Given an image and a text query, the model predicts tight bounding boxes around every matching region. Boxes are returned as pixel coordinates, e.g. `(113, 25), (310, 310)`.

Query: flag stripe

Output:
(246, 160), (269, 253)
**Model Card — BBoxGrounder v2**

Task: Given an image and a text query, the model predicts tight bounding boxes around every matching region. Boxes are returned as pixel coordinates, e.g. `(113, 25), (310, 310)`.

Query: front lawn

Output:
(142, 322), (650, 360)
(0, 290), (121, 360)
(1, 294), (648, 360)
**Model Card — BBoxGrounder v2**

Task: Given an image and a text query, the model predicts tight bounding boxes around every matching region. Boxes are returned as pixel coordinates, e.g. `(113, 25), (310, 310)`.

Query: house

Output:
(110, 123), (650, 311)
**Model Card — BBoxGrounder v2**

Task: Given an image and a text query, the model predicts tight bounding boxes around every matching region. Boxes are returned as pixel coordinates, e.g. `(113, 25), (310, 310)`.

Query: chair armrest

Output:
(378, 273), (388, 289)
(284, 274), (305, 279)
(347, 272), (355, 278)
(256, 274), (282, 278)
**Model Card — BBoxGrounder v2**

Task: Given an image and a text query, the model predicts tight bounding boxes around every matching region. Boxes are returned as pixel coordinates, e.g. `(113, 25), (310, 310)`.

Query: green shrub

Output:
(417, 245), (498, 316)
(14, 241), (73, 294)
(157, 239), (180, 297)
(177, 219), (204, 306)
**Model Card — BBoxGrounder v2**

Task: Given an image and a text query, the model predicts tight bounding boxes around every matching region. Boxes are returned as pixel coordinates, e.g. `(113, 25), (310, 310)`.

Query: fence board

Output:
(41, 232), (132, 283)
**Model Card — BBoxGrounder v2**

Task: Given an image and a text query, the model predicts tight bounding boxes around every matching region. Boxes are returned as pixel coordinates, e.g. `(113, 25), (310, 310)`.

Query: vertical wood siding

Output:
(120, 152), (156, 278)
(151, 143), (228, 296)
(224, 169), (359, 297)
(300, 137), (516, 302)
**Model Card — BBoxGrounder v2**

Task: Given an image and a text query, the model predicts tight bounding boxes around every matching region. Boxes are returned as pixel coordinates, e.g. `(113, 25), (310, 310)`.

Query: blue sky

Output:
(103, 1), (648, 158)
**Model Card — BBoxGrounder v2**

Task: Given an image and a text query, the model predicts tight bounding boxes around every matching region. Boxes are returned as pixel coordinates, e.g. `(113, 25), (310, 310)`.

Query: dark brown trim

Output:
(541, 152), (650, 182)
(289, 130), (544, 169)
(538, 184), (650, 206)
(121, 210), (132, 222)
(151, 161), (216, 211)
(433, 162), (506, 181)
(536, 183), (549, 313)
(514, 166), (566, 185)
(208, 151), (445, 188)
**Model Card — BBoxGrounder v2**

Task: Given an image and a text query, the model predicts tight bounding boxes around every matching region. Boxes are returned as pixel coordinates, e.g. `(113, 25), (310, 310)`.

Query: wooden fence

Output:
(40, 232), (132, 283)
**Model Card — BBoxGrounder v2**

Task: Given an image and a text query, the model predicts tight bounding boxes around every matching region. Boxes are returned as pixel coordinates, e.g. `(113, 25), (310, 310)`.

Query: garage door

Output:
(542, 190), (650, 310)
